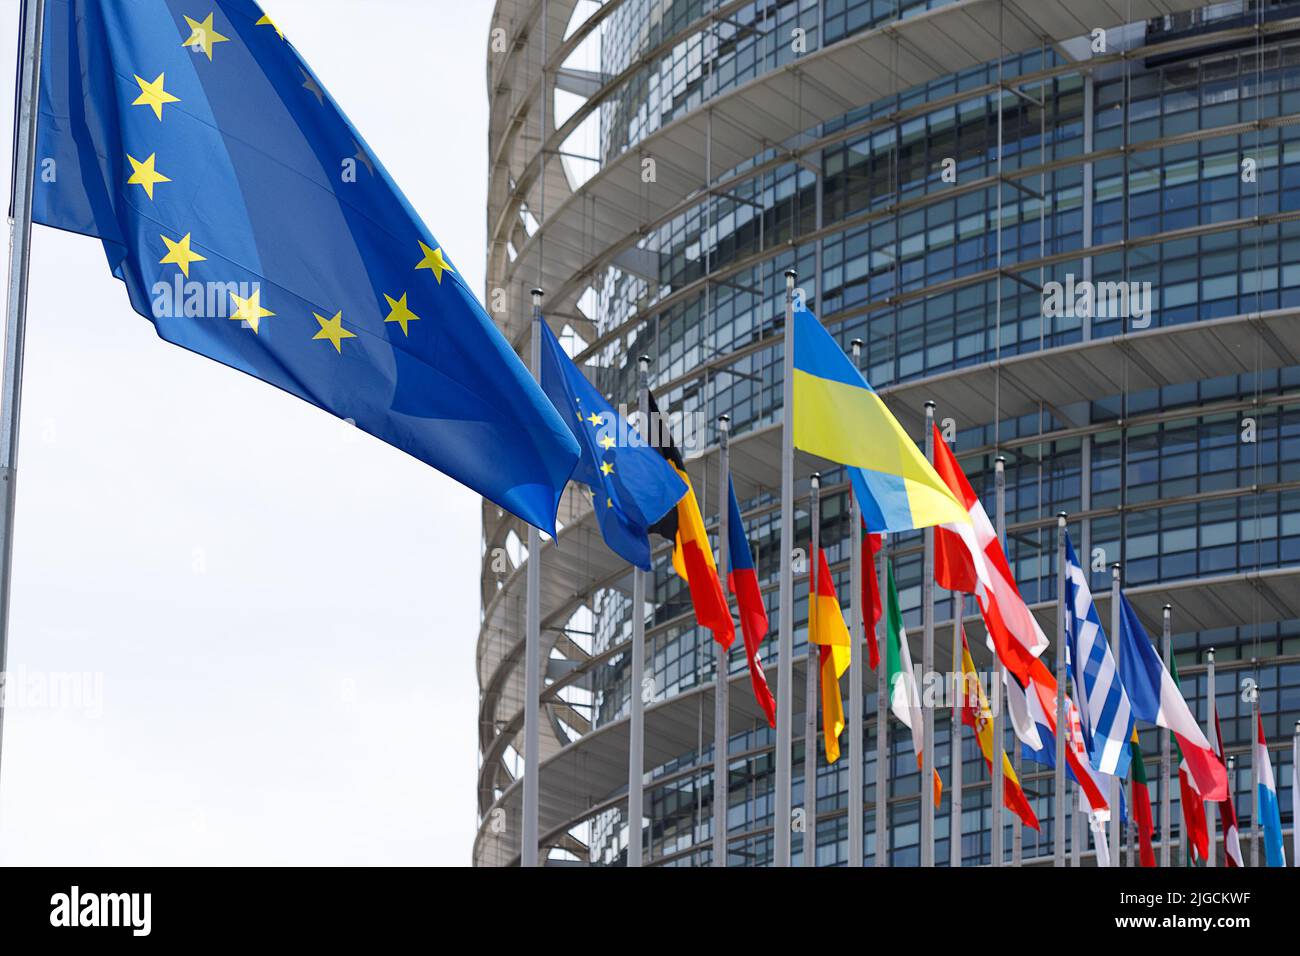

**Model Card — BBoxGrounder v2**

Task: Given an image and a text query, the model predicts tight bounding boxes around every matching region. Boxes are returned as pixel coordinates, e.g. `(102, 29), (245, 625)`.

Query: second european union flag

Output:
(538, 320), (684, 570)
(31, 0), (579, 532)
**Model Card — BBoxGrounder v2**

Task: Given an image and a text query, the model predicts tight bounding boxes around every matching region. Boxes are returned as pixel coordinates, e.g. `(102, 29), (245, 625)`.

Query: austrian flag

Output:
(931, 427), (1048, 682)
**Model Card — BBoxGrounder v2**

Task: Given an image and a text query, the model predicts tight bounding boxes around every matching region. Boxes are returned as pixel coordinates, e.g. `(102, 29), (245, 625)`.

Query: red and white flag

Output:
(931, 427), (1048, 682)
(1211, 707), (1244, 867)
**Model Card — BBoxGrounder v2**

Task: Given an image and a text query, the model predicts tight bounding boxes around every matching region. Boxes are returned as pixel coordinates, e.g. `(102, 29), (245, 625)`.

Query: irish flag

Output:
(884, 562), (941, 805)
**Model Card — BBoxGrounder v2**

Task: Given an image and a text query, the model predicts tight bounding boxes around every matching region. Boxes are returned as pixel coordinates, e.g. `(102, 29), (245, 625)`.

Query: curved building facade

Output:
(477, 0), (1300, 866)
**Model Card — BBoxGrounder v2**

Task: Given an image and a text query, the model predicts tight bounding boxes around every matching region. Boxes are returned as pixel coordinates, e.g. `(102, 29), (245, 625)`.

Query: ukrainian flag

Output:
(792, 305), (968, 531)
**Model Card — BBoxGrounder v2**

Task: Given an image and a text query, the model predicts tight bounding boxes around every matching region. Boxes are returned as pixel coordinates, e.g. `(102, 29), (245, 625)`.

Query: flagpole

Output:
(1293, 720), (1299, 867)
(521, 288), (546, 868)
(627, 354), (650, 867)
(990, 457), (1006, 867)
(997, 456), (1022, 867)
(849, 337), (866, 868)
(1054, 512), (1068, 867)
(921, 401), (936, 867)
(804, 473), (821, 866)
(713, 413), (731, 867)
(1227, 755), (1238, 864)
(1205, 647), (1217, 867)
(1160, 605), (1172, 867)
(0, 0), (46, 790)
(875, 535), (889, 867)
(774, 267), (797, 868)
(950, 588), (962, 869)
(1109, 563), (1122, 864)
(1072, 786), (1084, 866)
(1250, 656), (1260, 868)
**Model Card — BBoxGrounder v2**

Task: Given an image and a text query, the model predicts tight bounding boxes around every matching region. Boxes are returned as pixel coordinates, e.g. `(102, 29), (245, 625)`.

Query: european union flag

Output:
(31, 0), (579, 533)
(537, 320), (684, 570)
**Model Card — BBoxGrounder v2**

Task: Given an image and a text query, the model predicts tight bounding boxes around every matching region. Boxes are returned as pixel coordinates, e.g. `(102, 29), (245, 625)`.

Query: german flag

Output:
(647, 392), (735, 648)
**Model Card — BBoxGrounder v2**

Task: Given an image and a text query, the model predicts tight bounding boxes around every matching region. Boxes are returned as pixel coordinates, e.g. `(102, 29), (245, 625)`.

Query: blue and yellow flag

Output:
(538, 321), (685, 570)
(791, 305), (967, 531)
(31, 0), (579, 533)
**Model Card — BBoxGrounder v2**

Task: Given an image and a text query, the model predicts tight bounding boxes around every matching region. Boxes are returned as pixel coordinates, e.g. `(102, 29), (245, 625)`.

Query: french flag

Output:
(1118, 595), (1227, 806)
(1116, 593), (1227, 801)
(1256, 714), (1287, 867)
(726, 479), (775, 727)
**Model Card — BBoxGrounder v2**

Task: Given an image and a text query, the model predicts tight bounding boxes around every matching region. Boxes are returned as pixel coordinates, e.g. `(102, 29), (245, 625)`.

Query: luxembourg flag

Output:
(1116, 592), (1227, 800)
(1256, 714), (1287, 867)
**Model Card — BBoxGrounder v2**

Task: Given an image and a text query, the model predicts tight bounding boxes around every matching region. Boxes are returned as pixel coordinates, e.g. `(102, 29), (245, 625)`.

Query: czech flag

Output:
(725, 479), (775, 727)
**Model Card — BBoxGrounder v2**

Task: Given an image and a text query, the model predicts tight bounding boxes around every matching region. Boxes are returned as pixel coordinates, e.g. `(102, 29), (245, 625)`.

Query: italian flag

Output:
(885, 562), (941, 805)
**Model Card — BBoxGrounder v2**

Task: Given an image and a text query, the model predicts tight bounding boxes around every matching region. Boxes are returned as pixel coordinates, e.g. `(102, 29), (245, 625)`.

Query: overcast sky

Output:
(0, 0), (492, 865)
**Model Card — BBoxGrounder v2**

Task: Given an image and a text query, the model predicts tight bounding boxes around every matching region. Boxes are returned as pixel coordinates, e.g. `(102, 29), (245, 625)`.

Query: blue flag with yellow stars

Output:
(30, 0), (579, 534)
(537, 320), (685, 570)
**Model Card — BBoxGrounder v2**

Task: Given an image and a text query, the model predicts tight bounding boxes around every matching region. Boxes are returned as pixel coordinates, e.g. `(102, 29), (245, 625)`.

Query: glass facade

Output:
(480, 0), (1300, 866)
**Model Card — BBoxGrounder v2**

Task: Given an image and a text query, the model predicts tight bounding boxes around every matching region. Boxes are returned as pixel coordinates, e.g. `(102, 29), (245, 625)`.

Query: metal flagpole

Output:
(990, 458), (1006, 867)
(1160, 605), (1172, 867)
(713, 414), (732, 867)
(1250, 657), (1260, 868)
(627, 354), (651, 867)
(522, 288), (545, 868)
(1072, 785), (1084, 866)
(1293, 721), (1300, 867)
(803, 473), (821, 866)
(1109, 564), (1122, 864)
(921, 402), (936, 867)
(0, 0), (47, 789)
(997, 456), (1023, 867)
(1227, 754), (1238, 865)
(849, 337), (866, 868)
(1054, 513), (1068, 867)
(950, 588), (962, 869)
(875, 535), (889, 866)
(774, 267), (797, 867)
(1205, 647), (1217, 866)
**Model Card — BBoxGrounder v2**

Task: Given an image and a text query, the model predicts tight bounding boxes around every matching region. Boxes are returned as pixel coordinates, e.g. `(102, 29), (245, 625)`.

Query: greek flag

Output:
(1063, 533), (1134, 778)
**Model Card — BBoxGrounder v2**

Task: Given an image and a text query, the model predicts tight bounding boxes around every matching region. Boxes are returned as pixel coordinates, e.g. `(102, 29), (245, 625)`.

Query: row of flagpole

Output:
(516, 269), (1294, 868)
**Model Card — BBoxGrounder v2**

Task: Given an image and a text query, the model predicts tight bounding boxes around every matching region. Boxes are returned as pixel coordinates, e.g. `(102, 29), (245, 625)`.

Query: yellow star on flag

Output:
(312, 310), (356, 353)
(256, 14), (284, 39)
(132, 73), (180, 121)
(383, 293), (420, 336)
(585, 412), (603, 426)
(181, 13), (231, 61)
(598, 434), (616, 450)
(159, 232), (206, 277)
(126, 153), (171, 200)
(600, 461), (614, 476)
(229, 289), (274, 334)
(415, 241), (454, 283)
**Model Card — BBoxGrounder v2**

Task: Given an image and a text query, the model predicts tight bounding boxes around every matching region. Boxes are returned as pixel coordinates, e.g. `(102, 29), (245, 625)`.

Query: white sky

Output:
(0, 0), (493, 865)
